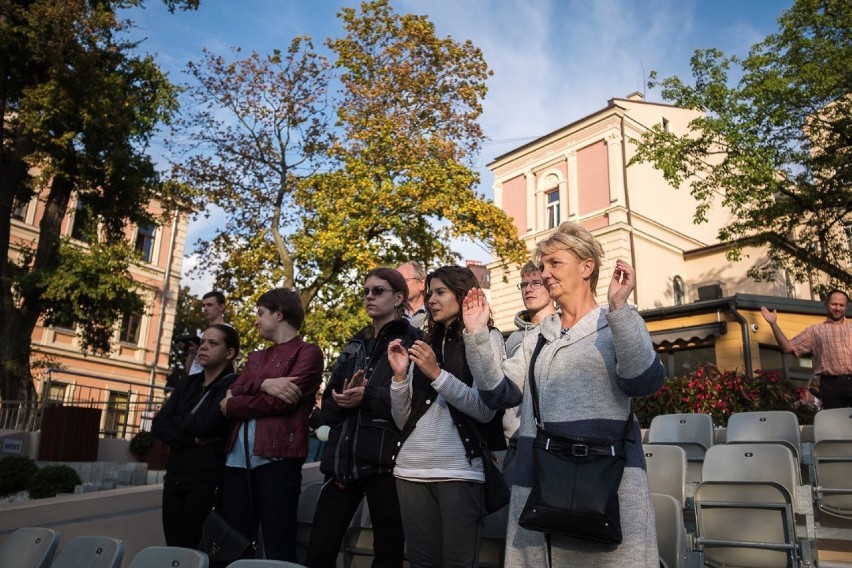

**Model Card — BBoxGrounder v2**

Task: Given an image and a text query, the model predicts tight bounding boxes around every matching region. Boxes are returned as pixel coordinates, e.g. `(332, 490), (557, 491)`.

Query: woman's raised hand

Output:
(607, 259), (636, 311)
(462, 288), (490, 333)
(388, 339), (410, 382)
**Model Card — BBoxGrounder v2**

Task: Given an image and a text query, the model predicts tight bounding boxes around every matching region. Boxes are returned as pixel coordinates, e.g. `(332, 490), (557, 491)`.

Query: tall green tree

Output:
(173, 0), (525, 356)
(632, 0), (852, 291)
(0, 0), (196, 406)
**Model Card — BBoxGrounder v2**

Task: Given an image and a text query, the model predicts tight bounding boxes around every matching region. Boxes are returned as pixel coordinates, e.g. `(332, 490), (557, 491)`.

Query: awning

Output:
(650, 321), (727, 347)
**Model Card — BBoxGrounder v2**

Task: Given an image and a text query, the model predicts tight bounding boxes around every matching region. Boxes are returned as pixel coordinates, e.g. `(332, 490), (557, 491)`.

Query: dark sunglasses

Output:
(362, 286), (392, 298)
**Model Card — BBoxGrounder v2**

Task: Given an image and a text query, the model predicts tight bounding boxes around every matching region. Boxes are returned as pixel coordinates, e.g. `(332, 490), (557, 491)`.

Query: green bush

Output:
(27, 465), (81, 499)
(633, 363), (817, 427)
(129, 430), (156, 456)
(0, 455), (39, 496)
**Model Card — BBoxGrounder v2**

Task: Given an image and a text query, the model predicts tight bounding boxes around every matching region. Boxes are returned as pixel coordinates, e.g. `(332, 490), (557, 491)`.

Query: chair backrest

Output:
(0, 527), (59, 568)
(50, 536), (124, 568)
(648, 413), (714, 484)
(648, 413), (714, 453)
(702, 443), (800, 501)
(814, 408), (852, 443)
(128, 546), (209, 568)
(645, 445), (687, 507)
(726, 410), (801, 461)
(226, 560), (308, 567)
(812, 408), (852, 518)
(296, 481), (324, 554)
(651, 493), (688, 568)
(693, 481), (797, 568)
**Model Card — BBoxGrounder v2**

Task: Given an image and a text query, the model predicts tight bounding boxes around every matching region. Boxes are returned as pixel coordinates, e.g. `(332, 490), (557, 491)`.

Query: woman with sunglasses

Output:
(305, 267), (421, 568)
(387, 265), (520, 567)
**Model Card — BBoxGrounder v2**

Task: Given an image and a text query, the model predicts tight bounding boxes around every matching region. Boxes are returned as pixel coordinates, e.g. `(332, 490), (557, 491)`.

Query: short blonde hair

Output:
(534, 222), (605, 291)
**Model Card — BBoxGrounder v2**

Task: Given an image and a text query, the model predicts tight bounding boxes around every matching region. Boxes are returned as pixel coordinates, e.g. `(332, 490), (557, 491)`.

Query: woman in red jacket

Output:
(220, 288), (324, 562)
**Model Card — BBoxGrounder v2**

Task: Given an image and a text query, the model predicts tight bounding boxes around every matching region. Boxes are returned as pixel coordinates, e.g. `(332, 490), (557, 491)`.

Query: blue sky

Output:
(123, 0), (794, 293)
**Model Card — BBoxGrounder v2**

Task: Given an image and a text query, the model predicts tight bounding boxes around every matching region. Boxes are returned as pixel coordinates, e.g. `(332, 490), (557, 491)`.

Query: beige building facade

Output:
(10, 187), (188, 439)
(487, 93), (837, 381)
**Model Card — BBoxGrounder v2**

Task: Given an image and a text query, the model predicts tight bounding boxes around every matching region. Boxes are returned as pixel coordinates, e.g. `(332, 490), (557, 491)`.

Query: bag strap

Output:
(526, 333), (633, 439)
(190, 372), (236, 415)
(242, 422), (257, 545)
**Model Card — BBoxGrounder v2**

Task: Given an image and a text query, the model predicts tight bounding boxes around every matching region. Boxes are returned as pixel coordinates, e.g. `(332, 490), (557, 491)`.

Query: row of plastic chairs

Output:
(649, 442), (817, 568)
(646, 408), (852, 516)
(0, 529), (310, 568)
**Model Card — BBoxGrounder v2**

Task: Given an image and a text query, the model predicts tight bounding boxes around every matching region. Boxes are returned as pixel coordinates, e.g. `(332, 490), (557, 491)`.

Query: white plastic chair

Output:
(694, 443), (811, 568)
(645, 444), (688, 507)
(50, 536), (124, 568)
(128, 546), (209, 568)
(812, 408), (852, 518)
(0, 527), (59, 568)
(648, 413), (714, 484)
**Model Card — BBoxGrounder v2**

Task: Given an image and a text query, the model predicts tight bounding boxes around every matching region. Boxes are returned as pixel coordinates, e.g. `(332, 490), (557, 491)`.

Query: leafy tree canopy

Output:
(631, 0), (852, 292)
(173, 0), (525, 357)
(0, 0), (194, 402)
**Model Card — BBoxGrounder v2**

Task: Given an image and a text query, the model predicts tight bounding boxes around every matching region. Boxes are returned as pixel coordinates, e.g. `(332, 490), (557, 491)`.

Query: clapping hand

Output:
(608, 259), (635, 311)
(408, 340), (441, 381)
(331, 369), (369, 408)
(388, 340), (410, 382)
(462, 288), (490, 333)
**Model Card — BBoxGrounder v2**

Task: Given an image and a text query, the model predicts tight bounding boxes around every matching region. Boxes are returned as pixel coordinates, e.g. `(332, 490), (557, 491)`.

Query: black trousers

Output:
(820, 375), (852, 409)
(161, 478), (218, 549)
(221, 459), (304, 562)
(305, 472), (405, 568)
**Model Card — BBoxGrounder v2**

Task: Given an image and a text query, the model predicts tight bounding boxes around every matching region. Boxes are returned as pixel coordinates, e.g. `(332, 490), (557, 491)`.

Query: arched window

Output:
(673, 275), (685, 306)
(544, 173), (560, 229)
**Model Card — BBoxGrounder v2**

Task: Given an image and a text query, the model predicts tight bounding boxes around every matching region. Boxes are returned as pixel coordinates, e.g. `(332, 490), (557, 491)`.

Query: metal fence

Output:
(0, 368), (173, 440)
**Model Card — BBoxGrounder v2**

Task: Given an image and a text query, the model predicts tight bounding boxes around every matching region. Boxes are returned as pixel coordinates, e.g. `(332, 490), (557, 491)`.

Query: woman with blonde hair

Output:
(463, 221), (665, 567)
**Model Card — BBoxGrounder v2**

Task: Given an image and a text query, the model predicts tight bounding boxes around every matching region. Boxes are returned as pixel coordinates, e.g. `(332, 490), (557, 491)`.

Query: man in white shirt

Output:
(184, 291), (228, 375)
(397, 261), (428, 329)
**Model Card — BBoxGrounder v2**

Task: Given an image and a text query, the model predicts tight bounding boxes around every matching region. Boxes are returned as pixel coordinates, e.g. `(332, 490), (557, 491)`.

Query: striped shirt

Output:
(390, 328), (506, 482)
(790, 319), (852, 375)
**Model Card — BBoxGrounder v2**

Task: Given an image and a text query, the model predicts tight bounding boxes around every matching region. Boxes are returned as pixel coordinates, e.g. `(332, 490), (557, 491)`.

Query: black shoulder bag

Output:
(200, 422), (258, 564)
(518, 334), (633, 545)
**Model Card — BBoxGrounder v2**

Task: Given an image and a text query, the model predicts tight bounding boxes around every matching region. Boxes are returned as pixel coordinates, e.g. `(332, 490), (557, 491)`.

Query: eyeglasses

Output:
(362, 286), (392, 298)
(517, 280), (544, 291)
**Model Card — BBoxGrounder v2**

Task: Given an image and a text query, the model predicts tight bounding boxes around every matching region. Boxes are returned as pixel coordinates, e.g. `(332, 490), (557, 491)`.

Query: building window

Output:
(758, 346), (813, 384)
(135, 224), (156, 263)
(119, 311), (143, 345)
(546, 190), (560, 229)
(47, 382), (68, 404)
(104, 391), (130, 438)
(11, 198), (29, 221)
(658, 345), (717, 377)
(673, 275), (685, 306)
(70, 198), (93, 242)
(661, 116), (670, 132)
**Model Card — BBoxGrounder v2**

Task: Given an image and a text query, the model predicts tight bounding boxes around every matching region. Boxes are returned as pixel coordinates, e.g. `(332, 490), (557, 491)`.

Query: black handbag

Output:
(480, 445), (511, 514)
(462, 414), (510, 514)
(200, 422), (257, 563)
(518, 334), (632, 544)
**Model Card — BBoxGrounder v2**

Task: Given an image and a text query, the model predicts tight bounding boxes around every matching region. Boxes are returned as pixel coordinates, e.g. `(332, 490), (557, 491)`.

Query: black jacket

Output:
(152, 368), (236, 485)
(401, 321), (506, 459)
(320, 318), (421, 482)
